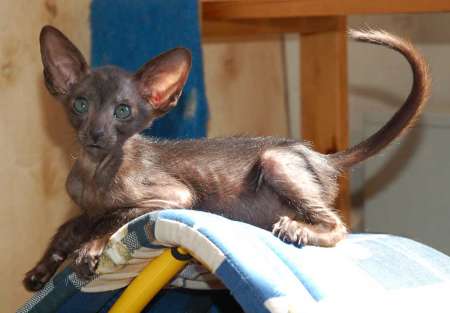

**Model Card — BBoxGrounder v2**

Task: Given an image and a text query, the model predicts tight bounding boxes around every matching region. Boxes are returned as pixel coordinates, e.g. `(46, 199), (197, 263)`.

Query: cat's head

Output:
(39, 25), (191, 159)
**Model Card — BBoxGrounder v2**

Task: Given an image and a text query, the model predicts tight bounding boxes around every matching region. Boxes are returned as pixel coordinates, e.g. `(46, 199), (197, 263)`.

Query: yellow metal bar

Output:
(108, 247), (191, 313)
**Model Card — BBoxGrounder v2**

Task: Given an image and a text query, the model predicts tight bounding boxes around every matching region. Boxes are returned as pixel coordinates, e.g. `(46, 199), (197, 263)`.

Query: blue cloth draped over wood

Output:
(18, 210), (450, 313)
(90, 0), (208, 139)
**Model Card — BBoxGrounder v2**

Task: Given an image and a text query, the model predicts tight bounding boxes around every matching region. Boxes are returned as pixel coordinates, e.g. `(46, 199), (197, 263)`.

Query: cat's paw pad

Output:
(23, 265), (51, 291)
(272, 216), (310, 246)
(73, 239), (106, 279)
(74, 253), (99, 279)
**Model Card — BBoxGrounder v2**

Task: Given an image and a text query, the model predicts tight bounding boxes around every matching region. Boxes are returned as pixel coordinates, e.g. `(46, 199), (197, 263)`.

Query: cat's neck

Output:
(76, 134), (146, 172)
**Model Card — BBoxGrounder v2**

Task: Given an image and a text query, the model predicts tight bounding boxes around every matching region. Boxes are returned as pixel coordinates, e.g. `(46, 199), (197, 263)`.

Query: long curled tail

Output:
(329, 29), (431, 168)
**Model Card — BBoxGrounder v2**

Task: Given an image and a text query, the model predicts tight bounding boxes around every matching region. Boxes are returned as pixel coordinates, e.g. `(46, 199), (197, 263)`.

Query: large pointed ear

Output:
(39, 25), (89, 96)
(134, 48), (192, 114)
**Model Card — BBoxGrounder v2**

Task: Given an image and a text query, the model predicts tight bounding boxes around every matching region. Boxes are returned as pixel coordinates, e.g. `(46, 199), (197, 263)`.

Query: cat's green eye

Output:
(114, 104), (131, 119)
(73, 97), (89, 115)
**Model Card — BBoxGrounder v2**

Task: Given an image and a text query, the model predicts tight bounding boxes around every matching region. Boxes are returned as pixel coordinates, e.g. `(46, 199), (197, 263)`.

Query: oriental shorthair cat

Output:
(24, 26), (430, 291)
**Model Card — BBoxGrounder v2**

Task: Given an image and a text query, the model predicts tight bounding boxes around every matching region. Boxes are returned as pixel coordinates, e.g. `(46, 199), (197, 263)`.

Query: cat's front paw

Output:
(23, 264), (52, 291)
(73, 238), (108, 279)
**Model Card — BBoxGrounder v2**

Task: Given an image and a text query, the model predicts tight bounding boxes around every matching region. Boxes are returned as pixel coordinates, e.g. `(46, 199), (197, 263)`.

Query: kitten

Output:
(24, 26), (430, 291)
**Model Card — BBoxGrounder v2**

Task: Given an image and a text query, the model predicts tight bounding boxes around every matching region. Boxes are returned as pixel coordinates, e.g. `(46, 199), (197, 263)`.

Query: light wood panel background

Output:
(203, 37), (288, 137)
(0, 1), (90, 311)
(0, 2), (288, 311)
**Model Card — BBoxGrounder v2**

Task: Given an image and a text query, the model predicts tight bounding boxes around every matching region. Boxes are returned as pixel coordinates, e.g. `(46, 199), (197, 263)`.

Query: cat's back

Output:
(127, 135), (296, 193)
(149, 135), (296, 159)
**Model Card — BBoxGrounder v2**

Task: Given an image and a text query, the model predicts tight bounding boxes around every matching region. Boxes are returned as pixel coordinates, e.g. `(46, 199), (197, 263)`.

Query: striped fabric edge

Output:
(154, 218), (227, 273)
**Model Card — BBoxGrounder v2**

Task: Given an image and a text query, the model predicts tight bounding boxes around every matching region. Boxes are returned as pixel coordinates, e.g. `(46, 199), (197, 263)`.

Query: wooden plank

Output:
(201, 1), (288, 137)
(203, 38), (289, 138)
(300, 16), (350, 225)
(202, 16), (340, 38)
(0, 1), (90, 311)
(202, 0), (450, 19)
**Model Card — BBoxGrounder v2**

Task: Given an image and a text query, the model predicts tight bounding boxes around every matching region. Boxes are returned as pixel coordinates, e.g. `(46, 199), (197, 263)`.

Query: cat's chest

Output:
(66, 159), (133, 215)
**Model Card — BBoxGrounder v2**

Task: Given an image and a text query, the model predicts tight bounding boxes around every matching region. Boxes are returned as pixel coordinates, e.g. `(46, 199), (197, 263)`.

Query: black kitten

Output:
(24, 26), (430, 291)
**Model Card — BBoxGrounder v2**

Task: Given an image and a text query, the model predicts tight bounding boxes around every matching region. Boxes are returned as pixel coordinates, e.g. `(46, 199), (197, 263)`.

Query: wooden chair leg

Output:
(300, 16), (351, 226)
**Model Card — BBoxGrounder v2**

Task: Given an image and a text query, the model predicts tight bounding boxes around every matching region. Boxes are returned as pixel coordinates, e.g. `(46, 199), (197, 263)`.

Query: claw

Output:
(272, 216), (310, 246)
(73, 238), (107, 279)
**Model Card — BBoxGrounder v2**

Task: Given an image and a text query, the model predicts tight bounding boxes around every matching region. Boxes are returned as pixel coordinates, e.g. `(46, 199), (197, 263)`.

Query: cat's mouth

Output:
(86, 144), (105, 150)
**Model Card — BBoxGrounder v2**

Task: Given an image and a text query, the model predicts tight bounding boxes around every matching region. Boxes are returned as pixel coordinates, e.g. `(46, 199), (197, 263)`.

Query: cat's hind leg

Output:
(259, 146), (347, 247)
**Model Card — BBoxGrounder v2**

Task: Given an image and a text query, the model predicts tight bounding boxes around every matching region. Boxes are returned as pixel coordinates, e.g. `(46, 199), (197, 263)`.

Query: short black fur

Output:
(23, 26), (430, 291)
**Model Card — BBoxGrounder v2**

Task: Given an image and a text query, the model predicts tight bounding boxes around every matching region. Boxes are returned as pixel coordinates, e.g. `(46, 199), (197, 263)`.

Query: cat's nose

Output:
(89, 129), (105, 142)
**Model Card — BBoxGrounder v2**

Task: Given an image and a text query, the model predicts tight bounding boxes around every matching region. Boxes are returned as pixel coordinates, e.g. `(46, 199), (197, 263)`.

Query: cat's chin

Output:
(84, 145), (109, 161)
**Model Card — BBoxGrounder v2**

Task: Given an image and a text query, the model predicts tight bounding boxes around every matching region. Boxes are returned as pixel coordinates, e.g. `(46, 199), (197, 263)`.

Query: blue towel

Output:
(18, 209), (450, 313)
(90, 0), (208, 139)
